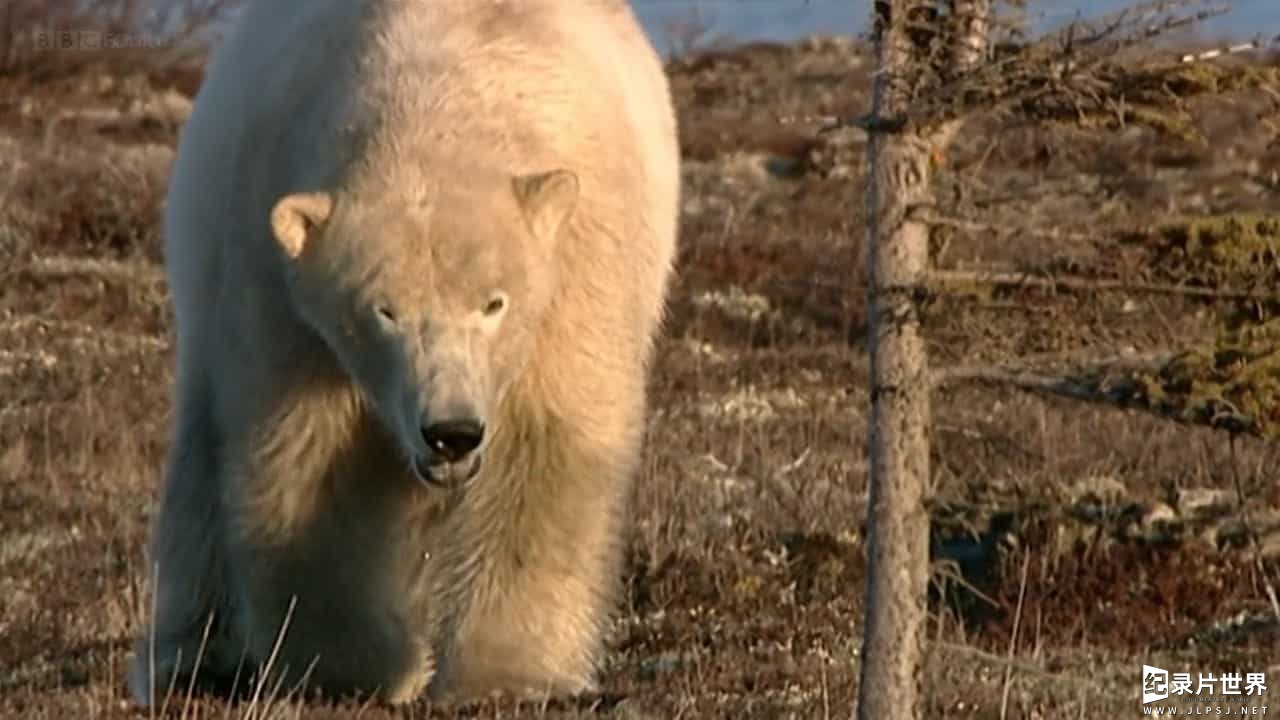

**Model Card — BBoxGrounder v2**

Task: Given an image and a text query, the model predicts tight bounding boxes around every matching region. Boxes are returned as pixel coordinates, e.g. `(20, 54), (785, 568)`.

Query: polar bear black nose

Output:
(422, 419), (485, 463)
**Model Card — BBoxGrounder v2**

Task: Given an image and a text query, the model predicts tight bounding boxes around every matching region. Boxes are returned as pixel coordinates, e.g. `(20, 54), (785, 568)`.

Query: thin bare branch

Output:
(1227, 438), (1280, 624)
(937, 353), (1271, 438)
(1179, 37), (1269, 63)
(13, 256), (166, 285)
(928, 268), (1280, 303)
(935, 351), (1177, 389)
(829, 0), (1266, 140)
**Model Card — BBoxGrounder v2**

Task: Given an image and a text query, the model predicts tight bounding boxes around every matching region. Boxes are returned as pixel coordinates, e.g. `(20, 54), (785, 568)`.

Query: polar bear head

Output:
(269, 168), (579, 487)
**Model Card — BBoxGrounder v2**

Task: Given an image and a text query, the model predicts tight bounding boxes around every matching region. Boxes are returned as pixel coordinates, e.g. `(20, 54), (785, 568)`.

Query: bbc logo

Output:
(31, 30), (99, 51)
(25, 30), (168, 52)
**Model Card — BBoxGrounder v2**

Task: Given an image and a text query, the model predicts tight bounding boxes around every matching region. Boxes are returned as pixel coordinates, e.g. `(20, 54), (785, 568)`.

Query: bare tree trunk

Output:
(936, 0), (993, 149)
(856, 4), (935, 717)
(856, 2), (988, 718)
(948, 0), (991, 70)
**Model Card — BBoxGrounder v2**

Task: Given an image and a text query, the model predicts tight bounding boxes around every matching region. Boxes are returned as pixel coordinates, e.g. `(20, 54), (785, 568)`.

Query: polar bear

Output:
(129, 0), (679, 705)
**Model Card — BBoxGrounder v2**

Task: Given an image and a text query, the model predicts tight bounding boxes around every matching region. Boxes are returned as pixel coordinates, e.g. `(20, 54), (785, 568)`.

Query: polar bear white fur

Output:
(129, 0), (678, 705)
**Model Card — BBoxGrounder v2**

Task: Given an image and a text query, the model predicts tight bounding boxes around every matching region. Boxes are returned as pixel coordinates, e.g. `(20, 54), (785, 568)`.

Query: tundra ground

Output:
(1, 35), (1277, 719)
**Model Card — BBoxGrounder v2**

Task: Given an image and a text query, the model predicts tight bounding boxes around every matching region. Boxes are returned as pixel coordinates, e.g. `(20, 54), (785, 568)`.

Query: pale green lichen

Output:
(692, 285), (773, 323)
(1120, 213), (1280, 437)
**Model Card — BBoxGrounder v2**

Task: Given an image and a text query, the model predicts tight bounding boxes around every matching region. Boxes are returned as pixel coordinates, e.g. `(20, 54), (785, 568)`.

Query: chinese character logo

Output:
(1143, 665), (1170, 704)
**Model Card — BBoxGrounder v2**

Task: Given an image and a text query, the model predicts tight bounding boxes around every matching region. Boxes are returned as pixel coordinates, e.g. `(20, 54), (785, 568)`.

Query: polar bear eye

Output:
(482, 293), (507, 317)
(374, 305), (398, 326)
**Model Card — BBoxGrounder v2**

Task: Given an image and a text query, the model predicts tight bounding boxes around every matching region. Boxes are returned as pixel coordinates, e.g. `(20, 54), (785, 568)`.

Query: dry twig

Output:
(827, 0), (1275, 143)
(928, 267), (1280, 303)
(1227, 437), (1280, 624)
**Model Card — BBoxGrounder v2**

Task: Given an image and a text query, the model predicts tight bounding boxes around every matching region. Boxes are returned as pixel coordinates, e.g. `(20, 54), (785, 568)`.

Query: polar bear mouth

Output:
(412, 453), (482, 489)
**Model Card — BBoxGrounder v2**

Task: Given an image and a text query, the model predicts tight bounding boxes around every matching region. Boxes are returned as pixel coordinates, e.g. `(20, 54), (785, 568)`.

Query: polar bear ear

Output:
(512, 169), (578, 246)
(270, 192), (334, 260)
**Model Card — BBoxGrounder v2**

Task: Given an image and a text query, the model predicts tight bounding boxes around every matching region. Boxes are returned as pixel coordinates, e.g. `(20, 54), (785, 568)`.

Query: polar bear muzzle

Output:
(413, 416), (486, 488)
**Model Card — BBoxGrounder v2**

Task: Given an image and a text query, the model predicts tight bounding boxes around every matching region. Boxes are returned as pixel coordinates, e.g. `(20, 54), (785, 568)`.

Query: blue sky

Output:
(628, 0), (1276, 55)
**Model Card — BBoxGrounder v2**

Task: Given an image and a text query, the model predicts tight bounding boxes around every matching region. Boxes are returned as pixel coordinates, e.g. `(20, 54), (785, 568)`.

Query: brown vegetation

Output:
(0, 2), (1278, 718)
(0, 0), (232, 85)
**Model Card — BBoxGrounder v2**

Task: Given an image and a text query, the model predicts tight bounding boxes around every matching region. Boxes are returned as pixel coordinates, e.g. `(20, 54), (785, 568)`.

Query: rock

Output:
(804, 126), (866, 180)
(610, 698), (659, 720)
(1259, 531), (1280, 560)
(1176, 487), (1235, 520)
(129, 88), (193, 127)
(1066, 473), (1131, 522)
(1127, 502), (1184, 543)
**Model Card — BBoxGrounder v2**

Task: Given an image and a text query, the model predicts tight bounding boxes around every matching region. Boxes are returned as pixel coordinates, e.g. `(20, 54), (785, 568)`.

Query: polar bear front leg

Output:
(220, 449), (440, 705)
(130, 373), (241, 706)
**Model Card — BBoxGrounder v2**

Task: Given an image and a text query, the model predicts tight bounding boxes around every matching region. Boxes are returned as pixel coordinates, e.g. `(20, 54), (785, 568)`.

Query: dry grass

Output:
(0, 0), (235, 84)
(1, 6), (1279, 720)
